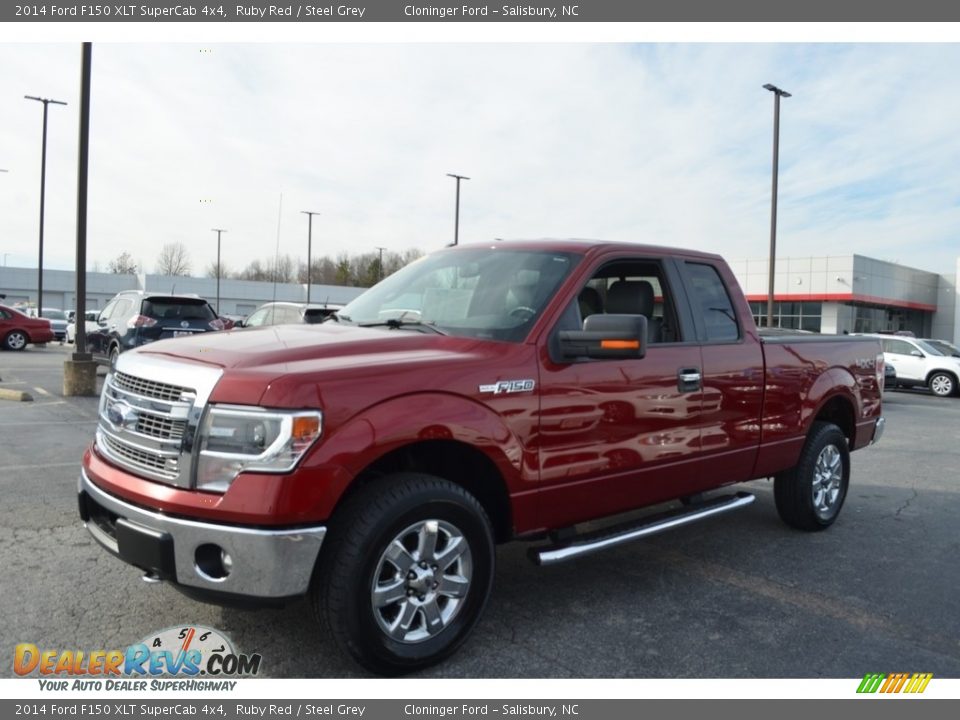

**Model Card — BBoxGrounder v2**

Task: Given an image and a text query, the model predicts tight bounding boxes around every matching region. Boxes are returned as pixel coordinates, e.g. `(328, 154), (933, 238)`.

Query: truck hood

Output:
(136, 322), (484, 371)
(133, 322), (519, 409)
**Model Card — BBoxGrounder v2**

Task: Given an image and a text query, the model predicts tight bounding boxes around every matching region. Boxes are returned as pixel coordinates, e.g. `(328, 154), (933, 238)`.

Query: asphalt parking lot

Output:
(2, 342), (959, 678)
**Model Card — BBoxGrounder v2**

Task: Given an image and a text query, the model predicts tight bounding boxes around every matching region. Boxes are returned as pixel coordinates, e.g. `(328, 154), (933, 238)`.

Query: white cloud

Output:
(0, 43), (958, 275)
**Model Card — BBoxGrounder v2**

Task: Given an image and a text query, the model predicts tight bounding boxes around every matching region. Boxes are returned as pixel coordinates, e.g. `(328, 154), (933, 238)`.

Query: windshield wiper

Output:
(358, 319), (448, 335)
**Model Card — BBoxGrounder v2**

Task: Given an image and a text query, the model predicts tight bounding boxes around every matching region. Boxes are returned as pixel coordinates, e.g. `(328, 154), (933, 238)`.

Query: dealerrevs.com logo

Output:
(14, 626), (261, 691)
(857, 673), (933, 694)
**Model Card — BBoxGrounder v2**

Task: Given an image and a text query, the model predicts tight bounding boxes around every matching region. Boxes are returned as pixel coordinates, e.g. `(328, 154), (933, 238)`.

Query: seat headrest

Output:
(606, 280), (655, 316)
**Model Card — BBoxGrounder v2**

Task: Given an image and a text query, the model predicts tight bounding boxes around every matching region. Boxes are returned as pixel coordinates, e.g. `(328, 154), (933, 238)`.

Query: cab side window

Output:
(684, 262), (740, 342)
(558, 259), (682, 344)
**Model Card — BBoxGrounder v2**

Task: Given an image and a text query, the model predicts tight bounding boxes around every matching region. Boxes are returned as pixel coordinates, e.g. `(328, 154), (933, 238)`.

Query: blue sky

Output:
(0, 42), (958, 275)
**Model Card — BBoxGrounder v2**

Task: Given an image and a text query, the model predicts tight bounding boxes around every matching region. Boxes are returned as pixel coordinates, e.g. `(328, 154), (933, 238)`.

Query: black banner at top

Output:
(4, 0), (960, 22)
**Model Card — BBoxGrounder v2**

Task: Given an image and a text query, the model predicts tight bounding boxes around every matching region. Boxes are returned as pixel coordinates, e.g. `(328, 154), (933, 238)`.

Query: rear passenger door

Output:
(679, 260), (765, 482)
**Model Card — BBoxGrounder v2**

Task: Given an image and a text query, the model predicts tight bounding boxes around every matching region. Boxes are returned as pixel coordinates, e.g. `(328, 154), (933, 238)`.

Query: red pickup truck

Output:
(79, 241), (884, 674)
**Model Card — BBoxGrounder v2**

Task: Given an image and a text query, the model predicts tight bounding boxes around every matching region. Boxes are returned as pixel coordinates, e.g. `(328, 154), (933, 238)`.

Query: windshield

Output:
(338, 247), (580, 342)
(42, 309), (66, 320)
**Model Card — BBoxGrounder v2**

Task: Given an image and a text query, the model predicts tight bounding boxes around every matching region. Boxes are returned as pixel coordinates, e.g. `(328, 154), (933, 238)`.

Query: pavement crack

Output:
(894, 487), (919, 519)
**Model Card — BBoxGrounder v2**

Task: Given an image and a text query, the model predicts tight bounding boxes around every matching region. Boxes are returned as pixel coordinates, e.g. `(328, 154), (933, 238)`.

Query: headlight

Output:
(195, 405), (323, 492)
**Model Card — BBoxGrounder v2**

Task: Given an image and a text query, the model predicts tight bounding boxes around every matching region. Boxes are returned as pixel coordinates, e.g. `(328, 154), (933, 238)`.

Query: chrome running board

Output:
(529, 492), (755, 567)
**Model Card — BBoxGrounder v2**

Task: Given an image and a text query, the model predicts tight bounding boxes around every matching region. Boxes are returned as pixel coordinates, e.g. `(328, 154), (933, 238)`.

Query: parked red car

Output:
(0, 304), (54, 350)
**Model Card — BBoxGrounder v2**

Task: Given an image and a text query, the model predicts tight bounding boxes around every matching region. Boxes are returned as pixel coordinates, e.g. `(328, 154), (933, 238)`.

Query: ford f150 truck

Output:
(78, 241), (884, 674)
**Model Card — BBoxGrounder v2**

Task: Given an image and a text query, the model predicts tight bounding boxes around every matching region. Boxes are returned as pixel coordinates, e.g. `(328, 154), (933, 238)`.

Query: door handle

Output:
(678, 368), (702, 393)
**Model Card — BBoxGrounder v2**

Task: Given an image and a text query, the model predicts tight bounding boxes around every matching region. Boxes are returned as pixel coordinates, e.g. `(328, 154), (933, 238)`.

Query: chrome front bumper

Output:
(871, 416), (885, 445)
(79, 469), (326, 599)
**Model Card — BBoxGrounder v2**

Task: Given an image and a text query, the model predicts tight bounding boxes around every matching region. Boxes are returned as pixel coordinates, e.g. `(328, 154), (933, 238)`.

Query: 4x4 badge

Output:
(479, 379), (535, 395)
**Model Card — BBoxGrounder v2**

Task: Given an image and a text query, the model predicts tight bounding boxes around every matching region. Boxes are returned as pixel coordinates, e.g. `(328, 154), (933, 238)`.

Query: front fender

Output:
(296, 391), (534, 517)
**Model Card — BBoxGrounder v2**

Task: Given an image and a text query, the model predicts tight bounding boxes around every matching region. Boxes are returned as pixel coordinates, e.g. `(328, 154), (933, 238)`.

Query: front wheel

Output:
(774, 421), (850, 531)
(929, 372), (956, 398)
(109, 345), (120, 370)
(313, 473), (495, 675)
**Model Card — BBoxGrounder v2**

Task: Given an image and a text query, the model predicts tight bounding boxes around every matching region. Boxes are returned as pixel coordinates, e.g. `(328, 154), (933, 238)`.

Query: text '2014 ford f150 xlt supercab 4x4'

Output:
(78, 241), (885, 674)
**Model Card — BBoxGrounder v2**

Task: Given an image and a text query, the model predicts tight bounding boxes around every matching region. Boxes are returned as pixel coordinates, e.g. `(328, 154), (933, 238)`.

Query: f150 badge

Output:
(479, 379), (535, 395)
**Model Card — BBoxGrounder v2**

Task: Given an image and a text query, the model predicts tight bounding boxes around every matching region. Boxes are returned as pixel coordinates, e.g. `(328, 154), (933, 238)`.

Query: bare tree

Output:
(156, 242), (191, 276)
(107, 252), (139, 274)
(205, 260), (230, 279)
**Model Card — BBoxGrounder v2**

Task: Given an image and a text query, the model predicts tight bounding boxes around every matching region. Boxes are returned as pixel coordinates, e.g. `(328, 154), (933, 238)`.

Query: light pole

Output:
(301, 210), (320, 304)
(446, 173), (470, 246)
(763, 83), (790, 330)
(25, 94), (68, 313)
(375, 246), (386, 282)
(212, 228), (227, 314)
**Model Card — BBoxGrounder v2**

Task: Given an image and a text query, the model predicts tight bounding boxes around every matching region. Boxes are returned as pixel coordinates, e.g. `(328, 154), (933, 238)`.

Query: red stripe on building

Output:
(743, 293), (937, 312)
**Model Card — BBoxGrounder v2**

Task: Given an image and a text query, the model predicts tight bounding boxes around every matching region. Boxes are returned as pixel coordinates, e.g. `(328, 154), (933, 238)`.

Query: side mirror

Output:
(557, 314), (647, 361)
(910, 350), (923, 358)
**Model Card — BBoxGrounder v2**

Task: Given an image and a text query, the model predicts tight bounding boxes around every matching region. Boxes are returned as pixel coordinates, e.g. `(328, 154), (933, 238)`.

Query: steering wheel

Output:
(509, 306), (537, 321)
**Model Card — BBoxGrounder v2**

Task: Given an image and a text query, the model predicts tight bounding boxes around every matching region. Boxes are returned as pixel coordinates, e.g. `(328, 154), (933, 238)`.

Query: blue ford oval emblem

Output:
(106, 399), (137, 429)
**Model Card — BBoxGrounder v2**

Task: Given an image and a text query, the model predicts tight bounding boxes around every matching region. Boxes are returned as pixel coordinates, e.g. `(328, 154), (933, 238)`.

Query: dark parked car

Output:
(0, 304), (54, 350)
(239, 301), (344, 328)
(87, 291), (225, 368)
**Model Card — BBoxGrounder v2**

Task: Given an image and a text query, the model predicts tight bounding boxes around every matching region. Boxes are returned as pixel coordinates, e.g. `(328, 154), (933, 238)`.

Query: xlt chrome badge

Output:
(479, 379), (535, 395)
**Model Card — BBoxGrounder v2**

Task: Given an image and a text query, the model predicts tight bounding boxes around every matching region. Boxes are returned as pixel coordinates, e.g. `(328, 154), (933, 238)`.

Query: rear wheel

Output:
(929, 372), (956, 398)
(313, 473), (495, 675)
(774, 421), (850, 531)
(4, 331), (27, 351)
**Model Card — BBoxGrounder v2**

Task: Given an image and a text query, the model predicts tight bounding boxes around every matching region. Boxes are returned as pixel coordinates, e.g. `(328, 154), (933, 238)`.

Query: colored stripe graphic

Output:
(857, 672), (932, 694)
(857, 673), (885, 693)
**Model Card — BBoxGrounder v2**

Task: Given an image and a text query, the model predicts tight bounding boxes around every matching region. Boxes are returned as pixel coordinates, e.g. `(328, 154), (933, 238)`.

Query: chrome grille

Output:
(135, 410), (186, 441)
(113, 371), (190, 403)
(101, 431), (179, 479)
(97, 371), (196, 487)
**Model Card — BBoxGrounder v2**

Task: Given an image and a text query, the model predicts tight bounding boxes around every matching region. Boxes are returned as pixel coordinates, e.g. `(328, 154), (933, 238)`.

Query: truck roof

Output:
(448, 238), (724, 262)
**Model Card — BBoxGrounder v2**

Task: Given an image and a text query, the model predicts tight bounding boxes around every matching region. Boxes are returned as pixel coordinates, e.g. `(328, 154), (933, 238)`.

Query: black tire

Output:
(109, 345), (120, 370)
(774, 421), (850, 531)
(928, 372), (956, 398)
(4, 330), (28, 351)
(313, 473), (495, 675)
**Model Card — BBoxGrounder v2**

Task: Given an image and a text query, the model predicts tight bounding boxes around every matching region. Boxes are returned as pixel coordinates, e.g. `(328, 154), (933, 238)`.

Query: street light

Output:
(25, 94), (68, 313)
(446, 173), (470, 246)
(211, 228), (227, 314)
(763, 83), (791, 330)
(375, 246), (386, 282)
(301, 210), (320, 304)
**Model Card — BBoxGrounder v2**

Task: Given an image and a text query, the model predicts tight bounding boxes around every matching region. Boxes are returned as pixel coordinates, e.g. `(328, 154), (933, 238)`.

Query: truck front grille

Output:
(100, 432), (180, 480)
(113, 371), (190, 403)
(96, 371), (195, 487)
(135, 410), (186, 441)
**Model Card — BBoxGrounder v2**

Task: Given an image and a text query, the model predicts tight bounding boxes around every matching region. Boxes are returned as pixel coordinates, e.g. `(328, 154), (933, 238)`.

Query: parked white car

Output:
(65, 310), (100, 344)
(861, 334), (960, 397)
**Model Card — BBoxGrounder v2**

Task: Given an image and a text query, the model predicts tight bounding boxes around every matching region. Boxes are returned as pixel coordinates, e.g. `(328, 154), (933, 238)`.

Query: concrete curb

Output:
(0, 387), (34, 402)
